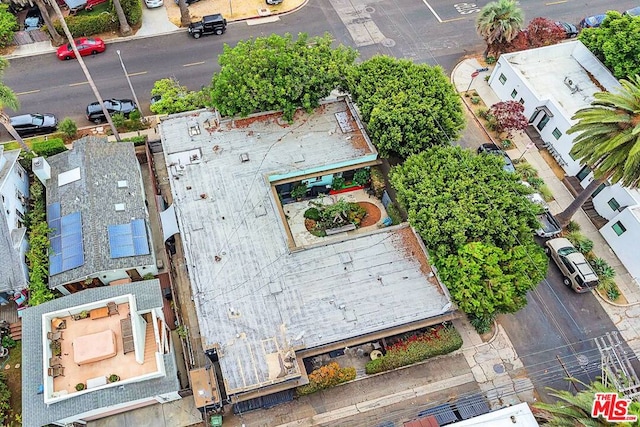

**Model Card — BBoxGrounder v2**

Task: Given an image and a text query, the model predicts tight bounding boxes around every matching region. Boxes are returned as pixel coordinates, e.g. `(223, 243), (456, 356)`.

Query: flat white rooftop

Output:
(159, 100), (452, 395)
(501, 41), (620, 118)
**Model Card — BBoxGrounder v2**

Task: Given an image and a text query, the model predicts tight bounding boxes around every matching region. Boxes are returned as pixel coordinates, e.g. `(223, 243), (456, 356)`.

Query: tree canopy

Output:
(345, 56), (465, 159)
(209, 33), (357, 121)
(150, 77), (209, 115)
(390, 146), (547, 329)
(579, 11), (640, 80)
(475, 0), (524, 55)
(0, 4), (17, 49)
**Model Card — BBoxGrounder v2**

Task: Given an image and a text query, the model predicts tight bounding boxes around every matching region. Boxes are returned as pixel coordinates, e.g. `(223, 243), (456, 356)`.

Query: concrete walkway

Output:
(450, 58), (640, 360)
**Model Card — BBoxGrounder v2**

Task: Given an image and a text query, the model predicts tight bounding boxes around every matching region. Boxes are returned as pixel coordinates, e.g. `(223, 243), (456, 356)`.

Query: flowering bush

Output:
(296, 362), (356, 396)
(365, 325), (463, 375)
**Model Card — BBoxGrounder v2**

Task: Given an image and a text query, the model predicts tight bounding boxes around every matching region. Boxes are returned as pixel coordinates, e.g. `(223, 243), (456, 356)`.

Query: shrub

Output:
(128, 109), (142, 122)
(121, 135), (147, 146)
(386, 203), (403, 225)
(527, 176), (545, 190)
(590, 258), (616, 280)
(353, 168), (371, 186)
(566, 220), (581, 233)
(52, 13), (117, 37)
(501, 139), (513, 149)
(471, 97), (481, 105)
(332, 176), (345, 190)
(32, 138), (67, 158)
(75, 383), (85, 391)
(477, 107), (489, 119)
(58, 118), (78, 139)
(538, 184), (554, 202)
(296, 362), (356, 396)
(304, 208), (321, 221)
(469, 314), (493, 334)
(0, 372), (11, 420)
(0, 4), (17, 48)
(111, 112), (126, 128)
(369, 166), (386, 198)
(1, 336), (16, 349)
(365, 325), (463, 375)
(112, 0), (142, 26)
(485, 56), (497, 64)
(566, 231), (594, 254)
(515, 162), (537, 179)
(291, 184), (308, 200)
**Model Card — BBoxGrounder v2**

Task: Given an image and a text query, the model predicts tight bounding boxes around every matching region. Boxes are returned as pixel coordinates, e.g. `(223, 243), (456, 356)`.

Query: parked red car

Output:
(56, 37), (106, 60)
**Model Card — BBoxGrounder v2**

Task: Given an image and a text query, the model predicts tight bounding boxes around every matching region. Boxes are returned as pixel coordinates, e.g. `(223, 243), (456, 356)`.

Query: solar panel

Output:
(108, 219), (150, 259)
(47, 207), (84, 275)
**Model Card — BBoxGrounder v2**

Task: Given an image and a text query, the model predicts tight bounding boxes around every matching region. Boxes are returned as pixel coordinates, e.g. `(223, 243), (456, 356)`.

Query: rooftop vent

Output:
(188, 120), (201, 136)
(115, 203), (126, 212)
(117, 180), (128, 188)
(240, 152), (250, 163)
(58, 167), (81, 187)
(564, 76), (580, 94)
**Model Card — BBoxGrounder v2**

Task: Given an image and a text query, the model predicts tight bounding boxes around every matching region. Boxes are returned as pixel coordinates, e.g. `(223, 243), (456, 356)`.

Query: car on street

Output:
(624, 6), (640, 17)
(545, 237), (599, 293)
(579, 14), (606, 28)
(56, 37), (106, 60)
(10, 113), (58, 137)
(266, 0), (283, 4)
(84, 0), (109, 9)
(145, 0), (164, 7)
(476, 143), (515, 173)
(188, 14), (227, 38)
(24, 7), (44, 31)
(555, 21), (578, 38)
(86, 99), (137, 123)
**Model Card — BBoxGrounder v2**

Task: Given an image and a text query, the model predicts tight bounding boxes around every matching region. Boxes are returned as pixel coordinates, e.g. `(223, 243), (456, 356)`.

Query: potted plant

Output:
(291, 184), (307, 201)
(331, 176), (345, 190)
(79, 310), (89, 319)
(108, 374), (120, 383)
(75, 383), (85, 391)
(50, 340), (61, 356)
(353, 169), (371, 187)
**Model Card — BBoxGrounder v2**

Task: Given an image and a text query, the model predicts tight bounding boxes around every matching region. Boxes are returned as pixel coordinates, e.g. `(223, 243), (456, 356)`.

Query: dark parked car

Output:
(86, 99), (137, 123)
(175, 0), (200, 5)
(10, 113), (58, 137)
(56, 37), (106, 60)
(24, 7), (43, 31)
(555, 21), (578, 38)
(188, 14), (227, 38)
(477, 143), (516, 173)
(579, 14), (606, 28)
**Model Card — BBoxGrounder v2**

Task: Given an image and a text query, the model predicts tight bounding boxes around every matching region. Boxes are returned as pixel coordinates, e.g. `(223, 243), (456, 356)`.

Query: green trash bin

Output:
(210, 414), (223, 427)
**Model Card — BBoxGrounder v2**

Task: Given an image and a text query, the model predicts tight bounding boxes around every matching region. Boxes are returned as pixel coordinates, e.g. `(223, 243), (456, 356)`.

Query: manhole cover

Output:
(576, 354), (589, 366)
(493, 363), (505, 373)
(381, 38), (396, 47)
(364, 6), (375, 13)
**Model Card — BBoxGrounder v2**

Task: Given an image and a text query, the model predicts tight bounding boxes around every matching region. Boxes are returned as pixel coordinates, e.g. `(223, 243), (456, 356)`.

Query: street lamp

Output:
(116, 50), (143, 122)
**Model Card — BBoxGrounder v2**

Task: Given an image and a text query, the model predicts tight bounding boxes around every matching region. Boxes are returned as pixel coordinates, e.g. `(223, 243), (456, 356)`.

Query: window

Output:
(608, 198), (621, 211)
(560, 256), (576, 274)
(519, 98), (525, 105)
(511, 89), (518, 99)
(612, 221), (626, 236)
(592, 183), (606, 198)
(499, 73), (507, 84)
(576, 166), (591, 181)
(552, 128), (562, 139)
(537, 114), (550, 131)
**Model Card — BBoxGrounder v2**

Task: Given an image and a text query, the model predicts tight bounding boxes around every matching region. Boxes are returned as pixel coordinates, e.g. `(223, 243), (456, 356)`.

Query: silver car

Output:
(145, 0), (163, 8)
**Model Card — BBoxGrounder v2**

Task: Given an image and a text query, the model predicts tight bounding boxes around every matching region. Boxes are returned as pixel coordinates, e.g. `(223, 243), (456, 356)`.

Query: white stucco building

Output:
(489, 41), (640, 283)
(0, 145), (30, 301)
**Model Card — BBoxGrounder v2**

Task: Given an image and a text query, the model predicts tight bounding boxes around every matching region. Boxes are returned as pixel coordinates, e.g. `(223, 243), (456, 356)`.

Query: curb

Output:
(4, 0), (310, 61)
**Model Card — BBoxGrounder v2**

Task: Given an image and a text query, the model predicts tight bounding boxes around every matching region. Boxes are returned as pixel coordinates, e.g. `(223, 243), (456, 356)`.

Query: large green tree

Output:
(210, 33), (357, 121)
(556, 75), (640, 226)
(475, 0), (524, 56)
(345, 56), (465, 159)
(390, 146), (547, 330)
(579, 11), (640, 80)
(150, 77), (209, 115)
(534, 379), (640, 426)
(0, 4), (17, 48)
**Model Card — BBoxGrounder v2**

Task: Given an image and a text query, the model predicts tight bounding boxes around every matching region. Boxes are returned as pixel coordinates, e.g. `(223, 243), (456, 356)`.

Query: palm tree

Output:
(475, 0), (524, 57)
(34, 0), (64, 46)
(533, 378), (640, 426)
(555, 75), (640, 227)
(112, 0), (132, 36)
(50, 0), (121, 141)
(178, 0), (190, 27)
(0, 58), (31, 153)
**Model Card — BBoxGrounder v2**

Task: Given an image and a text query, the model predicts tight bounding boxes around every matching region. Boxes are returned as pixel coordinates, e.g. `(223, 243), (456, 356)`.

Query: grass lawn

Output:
(78, 2), (111, 16)
(3, 341), (22, 423)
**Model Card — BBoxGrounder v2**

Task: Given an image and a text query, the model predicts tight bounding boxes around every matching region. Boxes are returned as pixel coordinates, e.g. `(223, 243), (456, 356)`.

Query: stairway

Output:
(9, 322), (21, 341)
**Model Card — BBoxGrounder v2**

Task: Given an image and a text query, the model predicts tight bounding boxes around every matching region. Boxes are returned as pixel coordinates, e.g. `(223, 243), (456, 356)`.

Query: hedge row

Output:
(296, 362), (356, 396)
(51, 13), (118, 38)
(365, 325), (463, 375)
(32, 138), (68, 158)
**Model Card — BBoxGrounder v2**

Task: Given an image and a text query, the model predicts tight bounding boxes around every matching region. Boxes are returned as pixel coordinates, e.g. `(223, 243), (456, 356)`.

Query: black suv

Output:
(477, 143), (516, 173)
(188, 14), (227, 38)
(10, 113), (58, 137)
(86, 99), (137, 123)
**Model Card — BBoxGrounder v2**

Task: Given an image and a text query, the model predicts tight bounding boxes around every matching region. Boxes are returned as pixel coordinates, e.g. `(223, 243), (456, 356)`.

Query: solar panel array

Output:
(47, 203), (85, 275)
(107, 219), (150, 259)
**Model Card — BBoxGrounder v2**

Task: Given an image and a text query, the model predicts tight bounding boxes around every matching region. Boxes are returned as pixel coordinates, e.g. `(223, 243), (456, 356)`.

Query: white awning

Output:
(160, 204), (180, 242)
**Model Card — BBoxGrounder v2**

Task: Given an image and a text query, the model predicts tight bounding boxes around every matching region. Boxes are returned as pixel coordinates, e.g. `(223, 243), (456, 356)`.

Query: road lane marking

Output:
(127, 71), (147, 77)
(69, 82), (89, 87)
(183, 61), (206, 67)
(422, 0), (443, 23)
(16, 89), (40, 95)
(546, 0), (567, 4)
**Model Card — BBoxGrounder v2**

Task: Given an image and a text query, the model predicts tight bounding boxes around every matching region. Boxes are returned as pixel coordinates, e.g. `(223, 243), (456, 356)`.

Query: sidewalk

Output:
(451, 58), (640, 359)
(5, 0), (307, 59)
